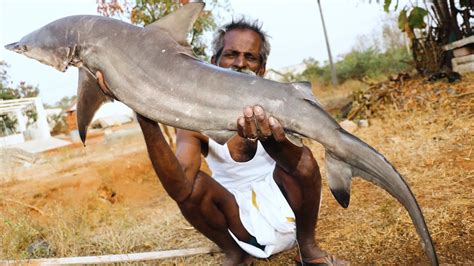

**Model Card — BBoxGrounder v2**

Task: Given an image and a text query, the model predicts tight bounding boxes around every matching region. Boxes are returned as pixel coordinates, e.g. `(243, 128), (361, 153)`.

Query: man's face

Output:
(212, 28), (266, 77)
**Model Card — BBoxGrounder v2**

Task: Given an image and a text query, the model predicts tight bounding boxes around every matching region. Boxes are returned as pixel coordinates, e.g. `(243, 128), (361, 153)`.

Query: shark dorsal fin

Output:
(291, 81), (323, 107)
(146, 1), (205, 46)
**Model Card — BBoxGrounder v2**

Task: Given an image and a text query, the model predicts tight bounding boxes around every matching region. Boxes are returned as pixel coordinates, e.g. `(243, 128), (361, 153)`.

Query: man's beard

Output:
(229, 67), (257, 76)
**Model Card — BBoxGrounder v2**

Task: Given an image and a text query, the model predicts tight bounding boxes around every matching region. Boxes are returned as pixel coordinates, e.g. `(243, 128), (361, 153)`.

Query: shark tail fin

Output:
(325, 150), (352, 208)
(323, 128), (438, 265)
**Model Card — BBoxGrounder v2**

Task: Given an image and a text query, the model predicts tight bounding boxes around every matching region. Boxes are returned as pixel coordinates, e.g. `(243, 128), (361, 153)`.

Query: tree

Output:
(293, 14), (413, 85)
(383, 0), (474, 73)
(43, 95), (78, 135)
(96, 0), (230, 58)
(49, 95), (77, 110)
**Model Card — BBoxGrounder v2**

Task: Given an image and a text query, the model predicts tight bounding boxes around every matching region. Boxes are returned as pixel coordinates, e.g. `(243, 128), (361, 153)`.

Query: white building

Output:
(0, 97), (50, 147)
(265, 63), (307, 81)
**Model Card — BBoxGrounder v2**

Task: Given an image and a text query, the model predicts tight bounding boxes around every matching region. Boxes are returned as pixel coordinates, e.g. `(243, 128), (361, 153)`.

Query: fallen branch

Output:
(451, 90), (474, 98)
(0, 246), (221, 265)
(1, 198), (45, 216)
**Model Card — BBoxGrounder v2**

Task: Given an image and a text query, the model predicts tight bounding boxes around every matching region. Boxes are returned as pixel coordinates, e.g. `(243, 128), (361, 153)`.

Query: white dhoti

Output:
(228, 173), (296, 258)
(205, 139), (297, 258)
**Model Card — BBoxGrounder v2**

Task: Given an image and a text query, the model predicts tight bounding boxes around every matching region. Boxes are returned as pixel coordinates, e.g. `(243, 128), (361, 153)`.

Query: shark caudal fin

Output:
(324, 129), (438, 265)
(76, 68), (110, 145)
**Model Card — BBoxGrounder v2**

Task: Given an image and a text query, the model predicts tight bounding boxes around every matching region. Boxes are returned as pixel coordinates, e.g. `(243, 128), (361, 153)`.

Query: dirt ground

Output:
(0, 76), (472, 265)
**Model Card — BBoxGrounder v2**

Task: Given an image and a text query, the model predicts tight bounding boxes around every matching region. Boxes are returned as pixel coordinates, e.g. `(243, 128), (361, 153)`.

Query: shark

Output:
(4, 2), (438, 264)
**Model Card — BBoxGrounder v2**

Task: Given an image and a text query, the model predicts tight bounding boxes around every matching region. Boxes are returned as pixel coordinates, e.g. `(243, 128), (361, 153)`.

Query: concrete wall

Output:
(0, 133), (25, 147)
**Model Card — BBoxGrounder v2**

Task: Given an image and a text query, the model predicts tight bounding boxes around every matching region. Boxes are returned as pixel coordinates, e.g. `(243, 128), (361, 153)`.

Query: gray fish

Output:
(4, 2), (438, 265)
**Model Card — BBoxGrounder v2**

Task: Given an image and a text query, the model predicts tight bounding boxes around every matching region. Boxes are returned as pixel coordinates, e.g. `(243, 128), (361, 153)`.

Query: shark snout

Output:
(4, 42), (27, 53)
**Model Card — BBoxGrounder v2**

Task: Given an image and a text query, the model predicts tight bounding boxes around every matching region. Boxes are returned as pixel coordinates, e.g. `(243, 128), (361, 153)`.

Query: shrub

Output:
(296, 47), (413, 85)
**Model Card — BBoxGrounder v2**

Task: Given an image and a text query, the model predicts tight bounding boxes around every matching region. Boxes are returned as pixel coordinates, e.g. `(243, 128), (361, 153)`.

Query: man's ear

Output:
(257, 63), (266, 77)
(211, 55), (217, 65)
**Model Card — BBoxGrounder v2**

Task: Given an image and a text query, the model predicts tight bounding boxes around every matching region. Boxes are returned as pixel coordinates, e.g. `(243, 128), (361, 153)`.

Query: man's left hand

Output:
(237, 105), (286, 142)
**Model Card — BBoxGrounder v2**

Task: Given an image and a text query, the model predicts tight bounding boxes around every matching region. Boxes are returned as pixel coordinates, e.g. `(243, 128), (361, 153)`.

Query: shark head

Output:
(4, 1), (206, 145)
(5, 23), (75, 72)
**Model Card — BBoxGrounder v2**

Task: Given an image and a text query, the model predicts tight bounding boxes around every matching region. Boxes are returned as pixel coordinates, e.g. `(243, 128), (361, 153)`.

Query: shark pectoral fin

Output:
(145, 1), (205, 46)
(202, 130), (235, 145)
(285, 131), (304, 147)
(325, 151), (353, 208)
(77, 68), (109, 145)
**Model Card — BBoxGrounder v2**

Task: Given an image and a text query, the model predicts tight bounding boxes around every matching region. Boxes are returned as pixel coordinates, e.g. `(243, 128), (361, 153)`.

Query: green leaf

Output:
(398, 9), (408, 31)
(384, 0), (391, 12)
(408, 7), (428, 29)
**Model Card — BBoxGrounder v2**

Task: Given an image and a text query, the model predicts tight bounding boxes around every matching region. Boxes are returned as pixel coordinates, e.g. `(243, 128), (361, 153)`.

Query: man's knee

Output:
(176, 173), (244, 236)
(176, 172), (228, 216)
(293, 146), (321, 182)
(176, 172), (206, 210)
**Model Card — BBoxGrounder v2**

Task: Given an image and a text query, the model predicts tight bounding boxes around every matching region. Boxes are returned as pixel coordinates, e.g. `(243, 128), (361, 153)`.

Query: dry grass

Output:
(303, 74), (473, 264)
(0, 75), (473, 264)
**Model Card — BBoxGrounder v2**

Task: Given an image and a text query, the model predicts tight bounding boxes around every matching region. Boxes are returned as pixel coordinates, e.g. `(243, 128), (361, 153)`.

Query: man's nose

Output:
(233, 54), (246, 69)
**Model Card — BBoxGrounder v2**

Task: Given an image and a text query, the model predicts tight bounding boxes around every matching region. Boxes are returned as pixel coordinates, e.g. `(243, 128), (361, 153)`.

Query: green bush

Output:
(297, 46), (413, 84)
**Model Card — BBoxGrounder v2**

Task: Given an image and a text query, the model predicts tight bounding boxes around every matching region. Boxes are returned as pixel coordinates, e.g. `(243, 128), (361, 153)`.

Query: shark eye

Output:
(17, 44), (28, 52)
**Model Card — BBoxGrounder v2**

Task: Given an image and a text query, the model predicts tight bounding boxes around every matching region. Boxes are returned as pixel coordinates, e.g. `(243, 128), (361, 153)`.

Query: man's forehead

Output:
(222, 29), (262, 51)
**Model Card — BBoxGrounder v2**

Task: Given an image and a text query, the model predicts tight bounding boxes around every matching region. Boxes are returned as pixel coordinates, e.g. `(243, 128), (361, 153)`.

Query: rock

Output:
(339, 119), (357, 133)
(27, 239), (52, 258)
(98, 184), (117, 204)
(358, 119), (369, 127)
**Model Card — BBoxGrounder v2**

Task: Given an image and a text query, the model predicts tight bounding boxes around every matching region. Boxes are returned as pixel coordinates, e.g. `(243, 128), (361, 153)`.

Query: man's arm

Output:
(137, 114), (194, 202)
(175, 129), (208, 182)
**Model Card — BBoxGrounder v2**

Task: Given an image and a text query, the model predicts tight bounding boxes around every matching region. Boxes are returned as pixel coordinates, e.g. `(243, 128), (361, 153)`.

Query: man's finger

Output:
(96, 71), (114, 97)
(243, 106), (257, 139)
(237, 116), (245, 138)
(96, 71), (106, 90)
(253, 105), (272, 140)
(268, 116), (286, 142)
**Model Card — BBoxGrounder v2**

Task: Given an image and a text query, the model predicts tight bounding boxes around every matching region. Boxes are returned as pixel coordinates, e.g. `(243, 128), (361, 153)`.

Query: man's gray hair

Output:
(211, 18), (271, 65)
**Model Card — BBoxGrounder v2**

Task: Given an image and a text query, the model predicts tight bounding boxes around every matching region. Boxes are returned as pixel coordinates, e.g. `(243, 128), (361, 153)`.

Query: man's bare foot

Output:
(299, 244), (327, 260)
(295, 244), (349, 266)
(222, 250), (253, 266)
(295, 250), (349, 266)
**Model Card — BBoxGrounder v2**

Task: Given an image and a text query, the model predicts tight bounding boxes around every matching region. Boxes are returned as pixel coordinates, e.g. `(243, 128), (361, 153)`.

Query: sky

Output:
(0, 0), (393, 105)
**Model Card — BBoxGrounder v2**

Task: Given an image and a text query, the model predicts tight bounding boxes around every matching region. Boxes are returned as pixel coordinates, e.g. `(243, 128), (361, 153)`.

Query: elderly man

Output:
(98, 18), (345, 266)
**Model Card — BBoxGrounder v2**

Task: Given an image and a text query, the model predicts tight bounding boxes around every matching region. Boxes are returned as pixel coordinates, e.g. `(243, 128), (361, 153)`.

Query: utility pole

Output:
(317, 0), (338, 86)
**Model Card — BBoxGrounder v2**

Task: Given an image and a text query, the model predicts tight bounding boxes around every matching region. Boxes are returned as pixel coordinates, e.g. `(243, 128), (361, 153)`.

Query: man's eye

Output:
(246, 55), (258, 62)
(223, 53), (235, 58)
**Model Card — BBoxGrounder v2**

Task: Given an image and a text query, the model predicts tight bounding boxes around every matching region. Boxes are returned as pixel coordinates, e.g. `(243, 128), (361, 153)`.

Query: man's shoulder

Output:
(176, 129), (209, 143)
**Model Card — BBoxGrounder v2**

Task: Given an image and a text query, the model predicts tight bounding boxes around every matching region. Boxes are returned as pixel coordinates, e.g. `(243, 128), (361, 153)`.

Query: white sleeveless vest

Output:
(205, 138), (276, 190)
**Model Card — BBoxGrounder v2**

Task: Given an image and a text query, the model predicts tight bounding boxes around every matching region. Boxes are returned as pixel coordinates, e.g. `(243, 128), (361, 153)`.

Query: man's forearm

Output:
(137, 115), (193, 202)
(261, 138), (305, 174)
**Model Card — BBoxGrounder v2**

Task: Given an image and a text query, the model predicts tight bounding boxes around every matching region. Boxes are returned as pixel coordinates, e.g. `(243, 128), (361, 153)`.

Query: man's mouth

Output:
(230, 67), (256, 76)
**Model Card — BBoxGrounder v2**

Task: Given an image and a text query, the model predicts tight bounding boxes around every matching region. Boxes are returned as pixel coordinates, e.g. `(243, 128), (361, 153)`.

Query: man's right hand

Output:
(95, 71), (114, 98)
(237, 105), (307, 174)
(237, 105), (286, 143)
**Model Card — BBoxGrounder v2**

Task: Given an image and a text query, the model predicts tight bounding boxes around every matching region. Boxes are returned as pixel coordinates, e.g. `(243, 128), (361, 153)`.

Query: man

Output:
(98, 18), (345, 266)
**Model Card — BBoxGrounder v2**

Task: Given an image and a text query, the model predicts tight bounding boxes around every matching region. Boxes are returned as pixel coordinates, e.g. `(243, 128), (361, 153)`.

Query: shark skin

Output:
(4, 2), (438, 265)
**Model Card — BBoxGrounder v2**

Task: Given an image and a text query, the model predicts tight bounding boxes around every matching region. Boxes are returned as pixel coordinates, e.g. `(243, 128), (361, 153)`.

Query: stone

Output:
(358, 119), (369, 127)
(339, 119), (357, 133)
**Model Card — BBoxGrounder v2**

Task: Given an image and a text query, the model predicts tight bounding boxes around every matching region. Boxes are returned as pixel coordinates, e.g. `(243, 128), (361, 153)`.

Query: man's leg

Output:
(177, 171), (254, 265)
(273, 146), (327, 260)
